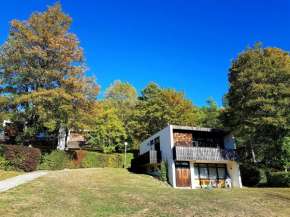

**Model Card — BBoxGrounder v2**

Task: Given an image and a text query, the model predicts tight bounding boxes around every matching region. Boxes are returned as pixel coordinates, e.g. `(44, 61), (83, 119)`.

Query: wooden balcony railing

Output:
(173, 146), (239, 162)
(131, 150), (162, 169)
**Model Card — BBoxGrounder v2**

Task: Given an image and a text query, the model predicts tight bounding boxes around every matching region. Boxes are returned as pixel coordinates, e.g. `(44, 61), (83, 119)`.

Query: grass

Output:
(0, 168), (289, 216)
(0, 170), (23, 181)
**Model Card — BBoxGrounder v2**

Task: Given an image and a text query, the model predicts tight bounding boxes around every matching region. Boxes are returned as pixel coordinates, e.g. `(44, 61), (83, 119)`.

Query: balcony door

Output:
(175, 161), (191, 187)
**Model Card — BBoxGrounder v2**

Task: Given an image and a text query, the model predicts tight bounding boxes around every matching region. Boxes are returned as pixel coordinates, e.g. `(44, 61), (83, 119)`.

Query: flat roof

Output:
(171, 125), (225, 133)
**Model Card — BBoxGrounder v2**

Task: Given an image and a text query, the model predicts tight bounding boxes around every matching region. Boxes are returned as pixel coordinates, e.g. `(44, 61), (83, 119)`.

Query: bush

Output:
(0, 147), (8, 170)
(267, 172), (290, 187)
(159, 161), (168, 182)
(4, 145), (41, 172)
(240, 165), (268, 187)
(82, 152), (100, 168)
(74, 150), (87, 168)
(39, 150), (68, 170)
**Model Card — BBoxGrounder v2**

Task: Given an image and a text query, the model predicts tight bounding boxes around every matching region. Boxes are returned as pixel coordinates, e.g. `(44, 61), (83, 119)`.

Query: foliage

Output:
(39, 150), (67, 170)
(198, 97), (221, 128)
(0, 3), (100, 144)
(74, 150), (87, 168)
(0, 147), (8, 170)
(134, 82), (198, 141)
(82, 152), (100, 168)
(221, 43), (290, 169)
(82, 152), (133, 168)
(4, 145), (41, 172)
(90, 80), (138, 151)
(158, 161), (168, 182)
(240, 164), (268, 187)
(267, 172), (290, 187)
(89, 104), (127, 152)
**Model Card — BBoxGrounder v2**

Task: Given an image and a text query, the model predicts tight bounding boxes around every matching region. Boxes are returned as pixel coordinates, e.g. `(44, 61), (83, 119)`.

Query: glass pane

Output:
(208, 164), (216, 168)
(199, 164), (207, 168)
(218, 168), (226, 179)
(194, 166), (199, 179)
(199, 167), (208, 179)
(209, 167), (218, 179)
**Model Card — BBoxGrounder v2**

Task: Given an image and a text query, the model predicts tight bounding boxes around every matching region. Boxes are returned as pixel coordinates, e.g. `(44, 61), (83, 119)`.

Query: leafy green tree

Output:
(103, 80), (138, 149)
(134, 82), (198, 141)
(0, 3), (100, 146)
(197, 97), (221, 128)
(222, 43), (290, 170)
(89, 102), (127, 153)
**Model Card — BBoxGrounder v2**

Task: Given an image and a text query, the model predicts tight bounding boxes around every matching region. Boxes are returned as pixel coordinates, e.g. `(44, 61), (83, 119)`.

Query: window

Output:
(194, 163), (227, 180)
(209, 164), (218, 179)
(199, 164), (208, 179)
(217, 164), (226, 179)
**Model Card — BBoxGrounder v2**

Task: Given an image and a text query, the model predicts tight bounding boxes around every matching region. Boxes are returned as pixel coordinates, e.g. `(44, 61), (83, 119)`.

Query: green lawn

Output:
(0, 170), (23, 181)
(0, 168), (289, 217)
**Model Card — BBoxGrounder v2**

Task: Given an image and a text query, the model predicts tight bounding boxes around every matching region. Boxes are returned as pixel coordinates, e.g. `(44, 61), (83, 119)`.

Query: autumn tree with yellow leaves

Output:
(0, 3), (100, 147)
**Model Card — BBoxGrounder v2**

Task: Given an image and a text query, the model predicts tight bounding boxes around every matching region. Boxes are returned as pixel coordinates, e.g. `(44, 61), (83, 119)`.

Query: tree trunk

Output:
(57, 125), (66, 150)
(252, 149), (256, 163)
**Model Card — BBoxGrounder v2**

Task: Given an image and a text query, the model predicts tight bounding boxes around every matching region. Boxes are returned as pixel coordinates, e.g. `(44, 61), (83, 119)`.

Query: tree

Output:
(89, 102), (127, 153)
(221, 43), (290, 170)
(0, 3), (100, 148)
(90, 80), (137, 151)
(197, 97), (221, 128)
(134, 82), (198, 141)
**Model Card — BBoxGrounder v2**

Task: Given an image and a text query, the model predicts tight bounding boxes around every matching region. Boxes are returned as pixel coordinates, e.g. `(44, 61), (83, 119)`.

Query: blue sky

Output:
(1, 0), (290, 107)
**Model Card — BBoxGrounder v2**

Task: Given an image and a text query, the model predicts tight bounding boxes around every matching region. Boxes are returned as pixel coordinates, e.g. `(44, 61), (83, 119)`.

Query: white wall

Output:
(227, 162), (242, 188)
(138, 125), (176, 187)
(224, 134), (235, 149)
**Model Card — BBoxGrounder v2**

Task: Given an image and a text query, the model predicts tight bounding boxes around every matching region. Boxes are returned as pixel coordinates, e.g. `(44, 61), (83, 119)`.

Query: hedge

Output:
(38, 150), (134, 170)
(267, 172), (290, 187)
(240, 165), (268, 187)
(39, 150), (69, 170)
(4, 145), (41, 172)
(1, 146), (134, 171)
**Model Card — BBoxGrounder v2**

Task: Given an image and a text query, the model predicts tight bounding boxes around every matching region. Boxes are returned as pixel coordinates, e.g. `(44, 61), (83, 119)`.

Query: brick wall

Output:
(173, 132), (193, 147)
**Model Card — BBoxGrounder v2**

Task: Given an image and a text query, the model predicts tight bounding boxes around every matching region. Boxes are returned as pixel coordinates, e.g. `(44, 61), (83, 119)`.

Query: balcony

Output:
(173, 146), (239, 162)
(131, 150), (162, 169)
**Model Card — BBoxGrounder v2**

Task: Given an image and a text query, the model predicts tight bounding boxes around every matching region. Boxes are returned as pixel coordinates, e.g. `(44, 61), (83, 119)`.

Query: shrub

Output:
(39, 150), (67, 170)
(74, 150), (87, 168)
(4, 145), (41, 172)
(120, 153), (134, 168)
(82, 152), (100, 168)
(159, 161), (168, 182)
(267, 172), (290, 187)
(0, 147), (8, 170)
(240, 165), (267, 187)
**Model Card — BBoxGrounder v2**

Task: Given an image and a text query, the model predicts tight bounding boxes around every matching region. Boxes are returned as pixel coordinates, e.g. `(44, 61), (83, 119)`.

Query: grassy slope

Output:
(0, 170), (23, 181)
(0, 168), (289, 217)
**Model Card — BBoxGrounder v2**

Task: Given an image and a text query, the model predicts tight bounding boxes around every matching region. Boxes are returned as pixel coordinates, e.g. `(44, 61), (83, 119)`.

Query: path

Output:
(0, 171), (49, 192)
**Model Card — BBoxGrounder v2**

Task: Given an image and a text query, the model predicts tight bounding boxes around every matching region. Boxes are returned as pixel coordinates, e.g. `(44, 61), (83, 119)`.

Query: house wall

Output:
(227, 162), (242, 188)
(224, 134), (235, 149)
(139, 125), (175, 187)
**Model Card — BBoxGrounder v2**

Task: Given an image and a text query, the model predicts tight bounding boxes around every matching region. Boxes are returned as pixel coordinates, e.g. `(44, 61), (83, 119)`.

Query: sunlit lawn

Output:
(0, 168), (289, 216)
(0, 170), (23, 181)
